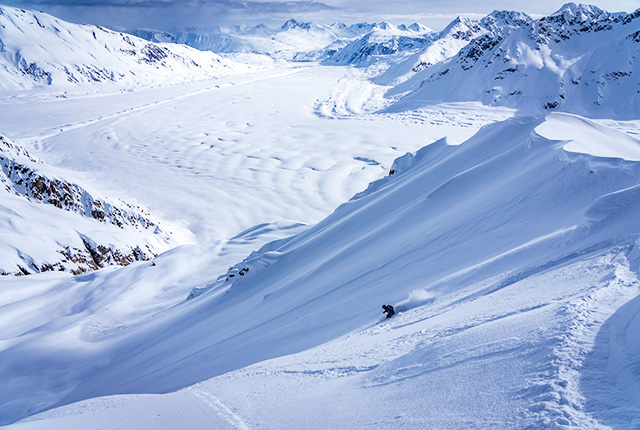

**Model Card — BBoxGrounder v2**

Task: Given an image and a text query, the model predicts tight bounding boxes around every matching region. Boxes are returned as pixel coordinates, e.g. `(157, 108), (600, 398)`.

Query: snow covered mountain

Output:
(129, 19), (377, 61)
(373, 11), (532, 85)
(320, 22), (434, 67)
(386, 4), (640, 118)
(0, 5), (246, 89)
(0, 134), (177, 275)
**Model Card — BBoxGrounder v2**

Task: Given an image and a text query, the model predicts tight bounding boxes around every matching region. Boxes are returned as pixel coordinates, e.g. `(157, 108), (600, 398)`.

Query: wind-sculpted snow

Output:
(2, 113), (640, 428)
(2, 4), (640, 427)
(0, 5), (246, 89)
(387, 3), (640, 119)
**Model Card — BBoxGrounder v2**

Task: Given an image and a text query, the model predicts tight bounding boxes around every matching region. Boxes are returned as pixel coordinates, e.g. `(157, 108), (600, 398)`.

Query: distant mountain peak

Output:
(551, 2), (607, 19)
(408, 23), (432, 33)
(281, 18), (318, 31)
(374, 21), (394, 30)
(482, 10), (533, 29)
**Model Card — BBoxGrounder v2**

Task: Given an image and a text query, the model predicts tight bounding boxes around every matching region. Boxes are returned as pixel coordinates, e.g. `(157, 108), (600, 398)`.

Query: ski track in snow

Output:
(190, 389), (250, 430)
(9, 245), (639, 429)
(20, 67), (308, 143)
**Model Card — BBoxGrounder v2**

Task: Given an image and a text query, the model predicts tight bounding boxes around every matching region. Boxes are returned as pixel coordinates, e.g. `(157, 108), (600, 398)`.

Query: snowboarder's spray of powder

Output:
(394, 289), (435, 313)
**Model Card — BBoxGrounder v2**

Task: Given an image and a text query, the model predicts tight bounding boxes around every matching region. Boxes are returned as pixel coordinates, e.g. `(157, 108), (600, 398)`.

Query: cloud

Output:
(5, 0), (337, 29)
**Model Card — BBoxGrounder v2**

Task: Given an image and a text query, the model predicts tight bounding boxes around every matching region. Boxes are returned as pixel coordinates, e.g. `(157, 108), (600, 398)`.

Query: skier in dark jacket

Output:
(382, 304), (395, 318)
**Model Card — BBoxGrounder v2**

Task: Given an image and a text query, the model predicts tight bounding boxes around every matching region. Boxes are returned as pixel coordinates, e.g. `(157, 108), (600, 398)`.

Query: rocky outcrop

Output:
(0, 135), (169, 237)
(0, 135), (172, 276)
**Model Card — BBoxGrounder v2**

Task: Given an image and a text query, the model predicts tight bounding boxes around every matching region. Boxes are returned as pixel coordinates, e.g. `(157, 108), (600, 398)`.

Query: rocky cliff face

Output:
(0, 135), (174, 276)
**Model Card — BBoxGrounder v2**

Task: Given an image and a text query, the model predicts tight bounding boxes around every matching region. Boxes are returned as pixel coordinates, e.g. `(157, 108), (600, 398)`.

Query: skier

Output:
(382, 304), (395, 318)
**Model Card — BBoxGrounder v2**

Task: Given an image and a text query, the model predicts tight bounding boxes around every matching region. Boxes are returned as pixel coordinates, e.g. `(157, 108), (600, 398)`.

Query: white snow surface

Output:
(1, 4), (640, 430)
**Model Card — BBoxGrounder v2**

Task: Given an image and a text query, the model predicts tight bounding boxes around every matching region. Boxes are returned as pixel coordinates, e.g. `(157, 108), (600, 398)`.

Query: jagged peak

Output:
(481, 9), (533, 28)
(373, 21), (395, 30)
(408, 22), (432, 33)
(280, 18), (318, 31)
(440, 15), (478, 34)
(551, 2), (607, 18)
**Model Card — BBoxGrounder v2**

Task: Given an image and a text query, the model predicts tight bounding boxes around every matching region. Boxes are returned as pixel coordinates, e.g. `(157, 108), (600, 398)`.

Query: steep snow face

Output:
(0, 135), (178, 275)
(0, 5), (246, 89)
(2, 113), (639, 425)
(365, 11), (532, 85)
(386, 4), (640, 119)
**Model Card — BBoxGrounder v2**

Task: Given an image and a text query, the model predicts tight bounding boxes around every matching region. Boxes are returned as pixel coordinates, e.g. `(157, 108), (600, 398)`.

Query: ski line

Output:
(191, 389), (251, 430)
(22, 66), (309, 144)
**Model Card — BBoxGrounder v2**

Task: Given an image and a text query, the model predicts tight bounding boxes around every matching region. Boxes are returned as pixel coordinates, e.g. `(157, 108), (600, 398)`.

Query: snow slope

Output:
(373, 11), (532, 86)
(1, 3), (640, 428)
(0, 5), (247, 89)
(387, 4), (640, 119)
(2, 113), (640, 427)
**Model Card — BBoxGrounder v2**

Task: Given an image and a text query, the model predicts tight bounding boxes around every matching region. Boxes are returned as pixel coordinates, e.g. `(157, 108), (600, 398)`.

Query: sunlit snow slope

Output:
(0, 5), (246, 89)
(2, 113), (640, 428)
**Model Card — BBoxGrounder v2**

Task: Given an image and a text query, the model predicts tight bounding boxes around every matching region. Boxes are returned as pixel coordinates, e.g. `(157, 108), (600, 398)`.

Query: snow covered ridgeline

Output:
(129, 19), (432, 62)
(4, 113), (640, 428)
(0, 135), (166, 232)
(192, 113), (640, 312)
(0, 135), (175, 275)
(128, 3), (640, 119)
(386, 4), (640, 118)
(0, 5), (245, 89)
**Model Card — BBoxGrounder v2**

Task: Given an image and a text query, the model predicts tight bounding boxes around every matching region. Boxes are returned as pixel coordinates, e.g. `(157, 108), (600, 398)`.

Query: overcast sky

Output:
(2, 0), (638, 30)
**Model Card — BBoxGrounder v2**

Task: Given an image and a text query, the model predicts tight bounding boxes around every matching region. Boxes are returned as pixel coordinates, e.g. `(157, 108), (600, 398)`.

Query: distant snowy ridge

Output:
(0, 134), (175, 275)
(128, 18), (358, 60)
(386, 3), (640, 118)
(321, 22), (434, 67)
(371, 11), (532, 85)
(129, 19), (432, 62)
(0, 5), (247, 89)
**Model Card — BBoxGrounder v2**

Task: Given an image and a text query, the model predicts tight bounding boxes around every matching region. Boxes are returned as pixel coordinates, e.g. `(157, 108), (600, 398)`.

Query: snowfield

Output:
(1, 3), (640, 429)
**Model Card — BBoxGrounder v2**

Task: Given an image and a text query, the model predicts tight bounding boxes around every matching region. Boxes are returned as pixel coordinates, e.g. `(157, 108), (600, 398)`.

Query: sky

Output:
(1, 0), (638, 31)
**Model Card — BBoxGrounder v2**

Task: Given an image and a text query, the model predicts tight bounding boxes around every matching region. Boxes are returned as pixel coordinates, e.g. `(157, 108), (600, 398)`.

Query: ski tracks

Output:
(190, 388), (251, 430)
(521, 249), (640, 428)
(25, 67), (306, 144)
